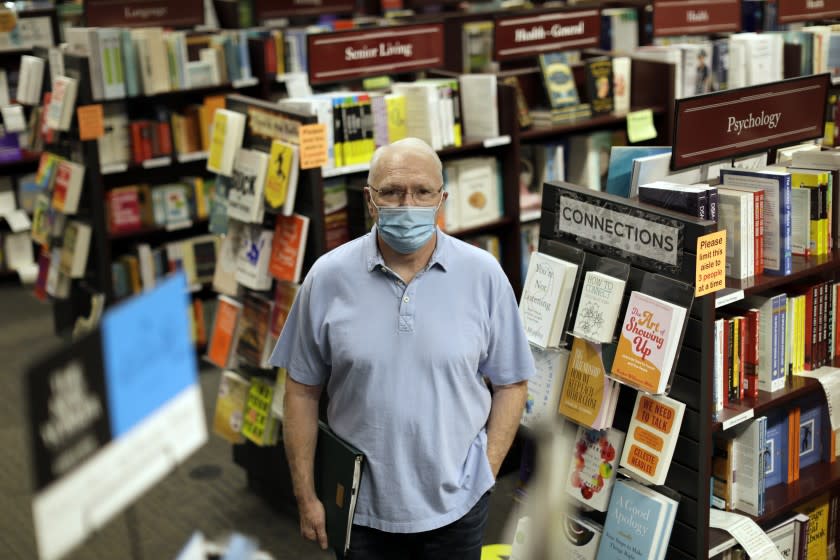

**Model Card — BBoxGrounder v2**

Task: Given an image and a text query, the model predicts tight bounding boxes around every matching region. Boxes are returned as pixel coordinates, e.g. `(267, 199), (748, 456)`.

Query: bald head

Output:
(367, 137), (443, 188)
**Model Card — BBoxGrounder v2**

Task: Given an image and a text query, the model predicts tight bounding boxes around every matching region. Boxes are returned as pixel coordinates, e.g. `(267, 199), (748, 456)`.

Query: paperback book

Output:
(572, 271), (626, 343)
(228, 148), (268, 224)
(565, 426), (626, 512)
(521, 347), (569, 430)
(619, 392), (686, 486)
(211, 369), (249, 444)
(558, 337), (620, 430)
(268, 213), (309, 284)
(519, 251), (579, 349)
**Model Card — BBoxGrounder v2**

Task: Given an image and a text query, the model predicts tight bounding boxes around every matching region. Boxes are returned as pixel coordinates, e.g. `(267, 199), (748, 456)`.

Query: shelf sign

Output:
(695, 230), (726, 297)
(652, 0), (740, 37)
(308, 24), (443, 85)
(254, 0), (354, 19)
(777, 0), (840, 23)
(84, 0), (204, 28)
(671, 74), (830, 170)
(494, 9), (599, 61)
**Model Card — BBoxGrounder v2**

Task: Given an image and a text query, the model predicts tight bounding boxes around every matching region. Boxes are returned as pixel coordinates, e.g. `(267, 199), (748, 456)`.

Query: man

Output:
(270, 137), (535, 559)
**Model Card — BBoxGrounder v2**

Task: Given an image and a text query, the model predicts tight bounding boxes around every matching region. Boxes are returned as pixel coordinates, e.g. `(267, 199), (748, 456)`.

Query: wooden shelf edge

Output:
(758, 461), (840, 524)
(725, 250), (840, 294)
(519, 106), (666, 140)
(713, 376), (823, 432)
(108, 219), (210, 240)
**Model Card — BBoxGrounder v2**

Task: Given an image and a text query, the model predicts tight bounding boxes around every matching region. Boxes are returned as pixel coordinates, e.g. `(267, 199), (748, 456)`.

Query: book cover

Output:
(795, 497), (830, 560)
(611, 291), (687, 394)
(519, 251), (579, 349)
(206, 295), (243, 369)
(270, 281), (299, 340)
(619, 392), (686, 486)
(58, 220), (91, 279)
(236, 291), (274, 369)
(264, 138), (300, 214)
(211, 369), (249, 444)
(605, 146), (671, 198)
(799, 400), (825, 470)
(584, 56), (614, 115)
(213, 220), (243, 297)
(206, 108), (245, 176)
(558, 337), (620, 430)
(566, 427), (626, 512)
(638, 182), (710, 220)
(45, 75), (78, 131)
(555, 513), (603, 560)
(228, 148), (268, 224)
(521, 348), (569, 430)
(572, 271), (626, 343)
(597, 479), (678, 560)
(733, 416), (767, 516)
(268, 213), (309, 284)
(235, 225), (273, 291)
(539, 52), (579, 109)
(765, 411), (789, 490)
(51, 160), (85, 215)
(241, 377), (279, 446)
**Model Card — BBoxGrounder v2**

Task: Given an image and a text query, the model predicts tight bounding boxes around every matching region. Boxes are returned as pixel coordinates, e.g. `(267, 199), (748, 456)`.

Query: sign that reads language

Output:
(494, 9), (600, 61)
(653, 0), (740, 37)
(254, 0), (354, 18)
(308, 24), (443, 85)
(777, 0), (840, 23)
(84, 0), (204, 28)
(671, 74), (830, 170)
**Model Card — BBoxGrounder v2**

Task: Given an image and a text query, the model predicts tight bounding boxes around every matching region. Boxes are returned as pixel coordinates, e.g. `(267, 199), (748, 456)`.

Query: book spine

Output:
(782, 177), (792, 274)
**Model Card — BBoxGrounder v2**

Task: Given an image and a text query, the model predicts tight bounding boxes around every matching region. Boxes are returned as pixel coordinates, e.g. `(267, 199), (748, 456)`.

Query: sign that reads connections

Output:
(671, 74), (830, 170)
(494, 9), (600, 61)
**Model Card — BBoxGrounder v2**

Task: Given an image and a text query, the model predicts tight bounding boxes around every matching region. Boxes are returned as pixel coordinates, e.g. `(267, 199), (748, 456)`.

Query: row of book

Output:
(212, 368), (286, 447)
(104, 178), (212, 236)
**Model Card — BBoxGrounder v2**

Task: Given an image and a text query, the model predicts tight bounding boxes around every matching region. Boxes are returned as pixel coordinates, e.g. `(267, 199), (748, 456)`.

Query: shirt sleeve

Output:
(479, 277), (536, 386)
(268, 275), (330, 386)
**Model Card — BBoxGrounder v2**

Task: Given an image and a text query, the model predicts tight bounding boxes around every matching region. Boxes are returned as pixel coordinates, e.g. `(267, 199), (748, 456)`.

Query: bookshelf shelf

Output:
(519, 106), (667, 141)
(448, 216), (516, 238)
(712, 376), (823, 432)
(108, 218), (210, 241)
(100, 158), (211, 184)
(725, 250), (840, 293)
(98, 80), (260, 105)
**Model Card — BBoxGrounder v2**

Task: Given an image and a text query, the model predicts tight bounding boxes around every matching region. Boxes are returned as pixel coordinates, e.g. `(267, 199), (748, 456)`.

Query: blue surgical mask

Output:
(373, 202), (440, 254)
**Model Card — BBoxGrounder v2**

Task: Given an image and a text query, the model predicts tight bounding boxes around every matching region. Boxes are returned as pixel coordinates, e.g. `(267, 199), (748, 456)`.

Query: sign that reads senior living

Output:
(671, 73), (830, 170)
(493, 8), (600, 61)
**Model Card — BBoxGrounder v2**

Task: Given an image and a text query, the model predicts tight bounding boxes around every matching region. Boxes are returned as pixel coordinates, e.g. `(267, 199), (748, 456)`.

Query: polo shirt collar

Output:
(365, 225), (450, 273)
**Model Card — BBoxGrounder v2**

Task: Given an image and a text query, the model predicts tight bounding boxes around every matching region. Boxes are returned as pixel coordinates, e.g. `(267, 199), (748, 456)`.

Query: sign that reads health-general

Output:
(652, 0), (740, 37)
(556, 194), (683, 271)
(307, 24), (443, 85)
(494, 9), (600, 61)
(671, 74), (830, 170)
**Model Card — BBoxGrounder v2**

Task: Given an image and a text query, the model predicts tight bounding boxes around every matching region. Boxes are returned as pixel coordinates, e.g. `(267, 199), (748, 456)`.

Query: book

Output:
(264, 139), (300, 215)
(557, 337), (620, 430)
(610, 291), (687, 394)
(638, 182), (711, 220)
(268, 213), (309, 284)
(58, 220), (92, 279)
(270, 281), (299, 340)
(236, 291), (274, 369)
(604, 146), (671, 198)
(619, 392), (686, 486)
(766, 513), (810, 560)
(798, 400), (825, 470)
(45, 75), (78, 131)
(539, 52), (580, 109)
(555, 513), (603, 559)
(206, 294), (243, 369)
(51, 160), (85, 215)
(315, 421), (365, 556)
(764, 410), (789, 490)
(744, 293), (787, 392)
(597, 478), (678, 560)
(241, 377), (280, 446)
(584, 56), (614, 115)
(211, 370), (250, 444)
(519, 251), (579, 349)
(213, 220), (243, 296)
(718, 188), (754, 279)
(206, 108), (246, 176)
(794, 497), (830, 560)
(235, 225), (273, 291)
(733, 415), (768, 516)
(228, 148), (268, 224)
(521, 347), (569, 430)
(566, 427), (626, 512)
(446, 157), (502, 230)
(572, 271), (626, 343)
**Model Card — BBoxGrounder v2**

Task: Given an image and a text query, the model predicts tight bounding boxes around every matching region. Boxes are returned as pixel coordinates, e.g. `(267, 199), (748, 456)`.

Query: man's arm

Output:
(486, 379), (528, 478)
(283, 376), (328, 549)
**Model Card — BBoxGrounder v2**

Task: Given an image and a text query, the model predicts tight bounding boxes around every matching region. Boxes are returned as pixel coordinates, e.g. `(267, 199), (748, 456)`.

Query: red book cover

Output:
(743, 309), (760, 399)
(263, 37), (276, 75)
(269, 213), (309, 283)
(270, 281), (299, 339)
(157, 120), (173, 156)
(130, 121), (145, 164)
(106, 188), (144, 233)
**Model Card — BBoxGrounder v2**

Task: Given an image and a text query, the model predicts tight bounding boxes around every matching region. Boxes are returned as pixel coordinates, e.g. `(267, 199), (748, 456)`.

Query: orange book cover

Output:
(557, 337), (618, 429)
(207, 295), (243, 369)
(270, 281), (299, 340)
(269, 213), (309, 283)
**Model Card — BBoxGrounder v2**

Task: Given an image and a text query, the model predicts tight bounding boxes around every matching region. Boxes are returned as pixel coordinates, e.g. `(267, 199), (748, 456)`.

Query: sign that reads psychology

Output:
(308, 24), (443, 85)
(554, 188), (684, 274)
(254, 0), (354, 18)
(494, 9), (600, 61)
(777, 0), (840, 23)
(671, 74), (830, 170)
(653, 0), (740, 37)
(84, 0), (204, 28)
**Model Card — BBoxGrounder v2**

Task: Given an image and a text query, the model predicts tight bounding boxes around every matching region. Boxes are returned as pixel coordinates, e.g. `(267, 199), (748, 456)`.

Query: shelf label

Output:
(652, 0), (740, 37)
(777, 0), (840, 23)
(627, 109), (657, 144)
(695, 230), (726, 297)
(721, 408), (754, 431)
(254, 0), (354, 18)
(672, 74), (830, 170)
(299, 123), (328, 169)
(308, 24), (443, 85)
(84, 0), (204, 28)
(494, 8), (600, 61)
(483, 135), (511, 148)
(77, 104), (104, 141)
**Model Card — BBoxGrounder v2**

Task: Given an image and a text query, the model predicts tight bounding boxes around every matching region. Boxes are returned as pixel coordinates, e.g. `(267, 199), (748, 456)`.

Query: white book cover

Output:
(235, 226), (273, 291)
(228, 148), (268, 224)
(452, 157), (501, 229)
(611, 56), (631, 114)
(519, 252), (578, 349)
(45, 75), (79, 131)
(565, 426), (626, 512)
(17, 55), (44, 105)
(391, 82), (440, 149)
(458, 73), (499, 140)
(521, 347), (569, 430)
(618, 392), (686, 486)
(629, 152), (703, 198)
(732, 416), (767, 516)
(573, 271), (626, 343)
(717, 189), (753, 279)
(0, 69), (9, 107)
(96, 28), (126, 99)
(790, 188), (811, 255)
(214, 220), (244, 297)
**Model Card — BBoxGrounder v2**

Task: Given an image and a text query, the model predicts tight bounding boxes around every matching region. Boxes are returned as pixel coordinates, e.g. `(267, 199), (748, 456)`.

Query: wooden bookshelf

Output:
(756, 461), (840, 524)
(520, 106), (667, 141)
(107, 218), (211, 241)
(712, 376), (823, 432)
(725, 250), (840, 293)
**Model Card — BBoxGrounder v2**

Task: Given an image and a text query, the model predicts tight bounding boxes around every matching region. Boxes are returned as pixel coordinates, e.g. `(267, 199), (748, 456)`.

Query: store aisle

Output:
(0, 283), (520, 560)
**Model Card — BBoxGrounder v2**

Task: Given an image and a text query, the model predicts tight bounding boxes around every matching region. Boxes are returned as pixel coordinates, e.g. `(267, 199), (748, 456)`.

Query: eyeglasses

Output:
(367, 184), (444, 206)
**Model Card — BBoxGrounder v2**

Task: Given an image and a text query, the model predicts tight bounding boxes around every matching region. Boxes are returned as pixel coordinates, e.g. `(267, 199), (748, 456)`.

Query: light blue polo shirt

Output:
(269, 226), (535, 533)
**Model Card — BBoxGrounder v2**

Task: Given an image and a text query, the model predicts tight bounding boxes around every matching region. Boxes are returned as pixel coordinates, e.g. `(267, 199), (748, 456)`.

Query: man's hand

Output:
(298, 496), (328, 550)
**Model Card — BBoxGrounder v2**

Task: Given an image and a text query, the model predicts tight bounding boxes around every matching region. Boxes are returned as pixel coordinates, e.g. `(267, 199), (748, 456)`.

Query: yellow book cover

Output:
(557, 337), (616, 429)
(385, 93), (407, 144)
(212, 370), (250, 444)
(795, 497), (829, 560)
(265, 139), (294, 209)
(791, 170), (830, 255)
(207, 110), (228, 173)
(241, 377), (278, 446)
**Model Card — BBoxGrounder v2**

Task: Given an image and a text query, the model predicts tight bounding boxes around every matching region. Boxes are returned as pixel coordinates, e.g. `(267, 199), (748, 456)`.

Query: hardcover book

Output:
(558, 337), (620, 430)
(619, 392), (686, 486)
(798, 400), (825, 470)
(519, 251), (579, 349)
(733, 415), (767, 516)
(610, 291), (687, 394)
(539, 52), (580, 109)
(228, 148), (268, 224)
(211, 369), (249, 444)
(521, 348), (569, 430)
(764, 411), (790, 490)
(268, 213), (309, 284)
(565, 427), (626, 512)
(572, 271), (626, 343)
(597, 478), (678, 560)
(638, 181), (711, 220)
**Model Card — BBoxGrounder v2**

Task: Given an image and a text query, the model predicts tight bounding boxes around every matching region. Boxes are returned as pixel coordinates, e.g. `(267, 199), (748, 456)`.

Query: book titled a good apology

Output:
(316, 422), (365, 556)
(610, 291), (687, 394)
